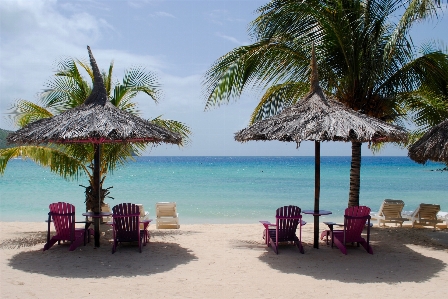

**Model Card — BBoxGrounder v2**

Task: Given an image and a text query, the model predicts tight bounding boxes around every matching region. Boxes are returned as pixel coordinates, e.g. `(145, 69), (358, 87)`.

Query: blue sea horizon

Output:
(1, 156), (446, 223)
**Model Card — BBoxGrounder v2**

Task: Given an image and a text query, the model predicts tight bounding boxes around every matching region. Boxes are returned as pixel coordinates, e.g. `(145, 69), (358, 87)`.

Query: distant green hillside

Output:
(0, 128), (14, 149)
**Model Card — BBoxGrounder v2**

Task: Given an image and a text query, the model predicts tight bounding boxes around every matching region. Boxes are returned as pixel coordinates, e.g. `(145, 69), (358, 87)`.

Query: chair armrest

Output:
(259, 221), (276, 229)
(323, 221), (337, 226)
(384, 217), (409, 221)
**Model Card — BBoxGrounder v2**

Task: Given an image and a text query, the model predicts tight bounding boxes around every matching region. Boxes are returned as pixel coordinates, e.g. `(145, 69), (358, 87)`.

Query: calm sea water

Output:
(0, 156), (446, 223)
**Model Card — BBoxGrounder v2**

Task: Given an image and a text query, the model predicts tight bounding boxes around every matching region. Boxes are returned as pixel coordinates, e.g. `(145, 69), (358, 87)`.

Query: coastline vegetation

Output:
(0, 129), (13, 149)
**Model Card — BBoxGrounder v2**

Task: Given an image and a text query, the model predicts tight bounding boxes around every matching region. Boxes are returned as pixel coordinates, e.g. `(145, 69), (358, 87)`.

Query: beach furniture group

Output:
(260, 200), (445, 256)
(44, 200), (444, 255)
(370, 200), (444, 229)
(43, 201), (180, 253)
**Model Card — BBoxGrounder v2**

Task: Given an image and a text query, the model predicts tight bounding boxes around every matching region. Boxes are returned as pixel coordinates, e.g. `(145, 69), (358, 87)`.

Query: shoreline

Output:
(1, 222), (447, 298)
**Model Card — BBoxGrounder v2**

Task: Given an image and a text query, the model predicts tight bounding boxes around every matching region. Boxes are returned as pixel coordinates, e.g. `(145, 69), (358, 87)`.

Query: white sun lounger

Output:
(156, 202), (180, 229)
(136, 204), (150, 229)
(437, 211), (448, 227)
(370, 199), (409, 227)
(409, 203), (443, 229)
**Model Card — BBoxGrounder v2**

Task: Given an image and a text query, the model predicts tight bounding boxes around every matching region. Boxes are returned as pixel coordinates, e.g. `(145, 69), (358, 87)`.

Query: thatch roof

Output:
(408, 119), (448, 164)
(7, 46), (182, 146)
(235, 47), (408, 144)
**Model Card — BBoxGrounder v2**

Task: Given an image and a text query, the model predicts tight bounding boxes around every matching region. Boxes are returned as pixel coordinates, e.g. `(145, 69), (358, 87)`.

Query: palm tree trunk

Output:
(348, 141), (362, 207)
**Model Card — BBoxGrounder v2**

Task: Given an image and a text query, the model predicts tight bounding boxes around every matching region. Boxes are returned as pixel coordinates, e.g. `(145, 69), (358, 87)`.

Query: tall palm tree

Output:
(0, 56), (191, 211)
(203, 0), (448, 207)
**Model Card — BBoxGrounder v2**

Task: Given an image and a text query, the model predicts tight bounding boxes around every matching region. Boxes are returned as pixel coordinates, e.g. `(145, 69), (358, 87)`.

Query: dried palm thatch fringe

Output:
(408, 119), (448, 164)
(234, 87), (408, 144)
(7, 46), (182, 146)
(235, 46), (407, 145)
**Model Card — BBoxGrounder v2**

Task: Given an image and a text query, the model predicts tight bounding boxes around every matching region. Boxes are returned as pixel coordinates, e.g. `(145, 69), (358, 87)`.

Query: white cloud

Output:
(127, 0), (160, 9)
(215, 32), (247, 45)
(205, 9), (246, 26)
(154, 11), (175, 18)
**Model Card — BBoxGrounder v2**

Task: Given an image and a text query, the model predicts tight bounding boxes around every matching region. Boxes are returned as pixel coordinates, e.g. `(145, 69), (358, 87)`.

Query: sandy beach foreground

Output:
(1, 222), (447, 298)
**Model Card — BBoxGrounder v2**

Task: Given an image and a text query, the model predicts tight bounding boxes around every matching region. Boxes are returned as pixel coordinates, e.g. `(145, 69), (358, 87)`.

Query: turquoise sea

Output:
(0, 156), (446, 223)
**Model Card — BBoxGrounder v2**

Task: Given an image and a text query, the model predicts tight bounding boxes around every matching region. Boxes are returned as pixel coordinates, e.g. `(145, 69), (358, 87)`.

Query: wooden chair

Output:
(43, 202), (86, 251)
(259, 205), (305, 254)
(111, 203), (144, 253)
(323, 206), (373, 255)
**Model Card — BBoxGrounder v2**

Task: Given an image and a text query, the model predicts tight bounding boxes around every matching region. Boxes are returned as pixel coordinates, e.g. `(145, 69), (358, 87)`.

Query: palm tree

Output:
(0, 56), (191, 211)
(203, 0), (448, 207)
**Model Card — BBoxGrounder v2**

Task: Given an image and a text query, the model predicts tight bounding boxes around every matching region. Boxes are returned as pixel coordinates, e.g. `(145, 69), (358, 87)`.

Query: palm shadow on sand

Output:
(239, 227), (448, 284)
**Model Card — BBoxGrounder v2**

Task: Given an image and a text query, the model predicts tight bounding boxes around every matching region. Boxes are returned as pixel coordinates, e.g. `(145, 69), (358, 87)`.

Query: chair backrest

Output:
(49, 202), (76, 241)
(112, 203), (141, 242)
(380, 199), (405, 217)
(275, 205), (302, 236)
(156, 202), (178, 218)
(344, 206), (371, 243)
(413, 203), (440, 220)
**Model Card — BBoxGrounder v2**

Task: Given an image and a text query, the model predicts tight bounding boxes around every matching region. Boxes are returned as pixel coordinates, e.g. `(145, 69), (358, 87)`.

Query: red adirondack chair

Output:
(43, 202), (86, 251)
(260, 205), (305, 254)
(324, 206), (373, 255)
(111, 203), (145, 253)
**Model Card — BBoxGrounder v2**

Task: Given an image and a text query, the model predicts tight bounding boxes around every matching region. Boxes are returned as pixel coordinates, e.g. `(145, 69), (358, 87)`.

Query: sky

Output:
(1, 0), (447, 156)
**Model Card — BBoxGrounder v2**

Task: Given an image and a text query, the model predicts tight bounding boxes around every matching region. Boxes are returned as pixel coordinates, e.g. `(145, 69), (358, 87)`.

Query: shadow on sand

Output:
(6, 227), (197, 278)
(240, 227), (448, 284)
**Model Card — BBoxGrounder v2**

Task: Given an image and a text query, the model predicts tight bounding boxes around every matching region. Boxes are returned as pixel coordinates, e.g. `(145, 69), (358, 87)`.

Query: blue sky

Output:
(1, 0), (447, 156)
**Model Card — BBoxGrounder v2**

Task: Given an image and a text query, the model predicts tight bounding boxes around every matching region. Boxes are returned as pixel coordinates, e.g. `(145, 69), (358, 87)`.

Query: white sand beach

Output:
(1, 222), (447, 298)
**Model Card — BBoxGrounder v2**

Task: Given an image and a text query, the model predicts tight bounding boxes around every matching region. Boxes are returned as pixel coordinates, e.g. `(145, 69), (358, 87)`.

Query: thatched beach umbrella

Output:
(408, 119), (448, 163)
(235, 47), (408, 248)
(7, 46), (182, 247)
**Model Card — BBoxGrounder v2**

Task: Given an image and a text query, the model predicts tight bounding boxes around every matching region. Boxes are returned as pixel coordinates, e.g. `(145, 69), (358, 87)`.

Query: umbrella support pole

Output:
(314, 141), (320, 249)
(94, 143), (101, 248)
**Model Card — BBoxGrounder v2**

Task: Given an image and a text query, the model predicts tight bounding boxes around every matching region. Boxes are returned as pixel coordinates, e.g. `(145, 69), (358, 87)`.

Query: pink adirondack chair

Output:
(324, 206), (373, 255)
(43, 202), (86, 251)
(111, 203), (144, 253)
(260, 205), (305, 254)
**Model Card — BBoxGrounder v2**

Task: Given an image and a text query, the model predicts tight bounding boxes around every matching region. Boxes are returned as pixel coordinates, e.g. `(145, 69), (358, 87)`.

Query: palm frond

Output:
(9, 100), (54, 128)
(151, 116), (192, 147)
(250, 81), (309, 123)
(385, 0), (439, 59)
(0, 145), (87, 179)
